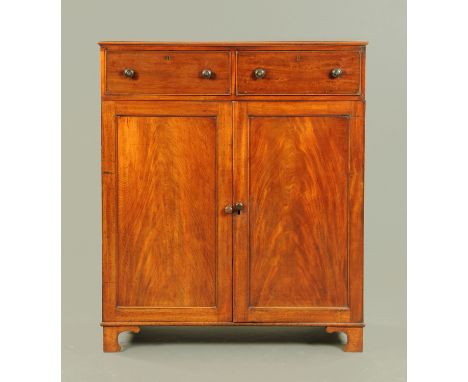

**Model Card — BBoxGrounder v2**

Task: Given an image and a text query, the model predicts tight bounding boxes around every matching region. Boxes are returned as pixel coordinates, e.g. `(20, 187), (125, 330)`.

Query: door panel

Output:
(117, 116), (217, 308)
(233, 102), (364, 323)
(249, 116), (348, 308)
(102, 101), (232, 322)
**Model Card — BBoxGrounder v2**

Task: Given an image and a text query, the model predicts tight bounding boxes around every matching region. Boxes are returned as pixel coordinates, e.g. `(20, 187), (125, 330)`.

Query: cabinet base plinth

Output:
(101, 322), (364, 352)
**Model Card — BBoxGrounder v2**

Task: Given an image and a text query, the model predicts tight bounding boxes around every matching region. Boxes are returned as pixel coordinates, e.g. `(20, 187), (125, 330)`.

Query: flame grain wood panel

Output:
(116, 116), (218, 308)
(100, 41), (366, 353)
(248, 115), (349, 308)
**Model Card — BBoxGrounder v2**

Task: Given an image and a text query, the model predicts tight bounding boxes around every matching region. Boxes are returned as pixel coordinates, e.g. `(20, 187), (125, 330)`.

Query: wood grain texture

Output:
(102, 101), (233, 323)
(237, 51), (361, 95)
(248, 115), (349, 307)
(105, 51), (230, 95)
(103, 326), (140, 352)
(116, 115), (217, 308)
(234, 102), (363, 323)
(326, 326), (363, 352)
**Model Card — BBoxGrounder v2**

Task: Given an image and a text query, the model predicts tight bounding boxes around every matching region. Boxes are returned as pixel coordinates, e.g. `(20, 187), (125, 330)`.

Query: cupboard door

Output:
(233, 102), (364, 323)
(102, 101), (232, 322)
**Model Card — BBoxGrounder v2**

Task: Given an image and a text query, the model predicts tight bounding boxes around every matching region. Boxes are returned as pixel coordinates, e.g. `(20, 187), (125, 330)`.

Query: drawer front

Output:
(237, 51), (361, 95)
(105, 51), (231, 95)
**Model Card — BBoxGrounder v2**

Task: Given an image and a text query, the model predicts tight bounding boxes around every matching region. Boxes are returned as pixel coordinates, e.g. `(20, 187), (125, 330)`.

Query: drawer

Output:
(105, 51), (231, 95)
(237, 51), (361, 95)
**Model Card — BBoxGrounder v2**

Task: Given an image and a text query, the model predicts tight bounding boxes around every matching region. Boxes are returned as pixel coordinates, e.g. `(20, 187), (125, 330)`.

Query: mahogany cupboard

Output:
(99, 41), (366, 352)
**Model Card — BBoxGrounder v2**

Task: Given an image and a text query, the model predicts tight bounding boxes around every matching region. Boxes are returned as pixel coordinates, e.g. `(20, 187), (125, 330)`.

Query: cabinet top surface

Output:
(99, 41), (368, 47)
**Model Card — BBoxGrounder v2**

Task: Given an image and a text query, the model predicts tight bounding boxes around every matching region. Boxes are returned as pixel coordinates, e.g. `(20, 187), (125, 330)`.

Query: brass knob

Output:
(330, 68), (343, 78)
(254, 68), (267, 79)
(201, 69), (213, 79)
(224, 205), (234, 214)
(123, 68), (135, 78)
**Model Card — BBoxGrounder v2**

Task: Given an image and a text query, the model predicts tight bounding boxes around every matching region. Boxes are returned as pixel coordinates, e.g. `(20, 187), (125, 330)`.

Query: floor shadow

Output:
(128, 326), (344, 348)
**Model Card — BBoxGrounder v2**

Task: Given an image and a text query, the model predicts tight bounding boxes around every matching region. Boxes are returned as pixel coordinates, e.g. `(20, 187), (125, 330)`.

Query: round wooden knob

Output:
(123, 68), (135, 78)
(201, 69), (213, 79)
(254, 68), (267, 79)
(330, 68), (343, 78)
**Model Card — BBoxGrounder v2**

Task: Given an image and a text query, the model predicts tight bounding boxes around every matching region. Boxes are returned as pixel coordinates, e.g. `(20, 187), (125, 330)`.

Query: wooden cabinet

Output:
(100, 41), (366, 352)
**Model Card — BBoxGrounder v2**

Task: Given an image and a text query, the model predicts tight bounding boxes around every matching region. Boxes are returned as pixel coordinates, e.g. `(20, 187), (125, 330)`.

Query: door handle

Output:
(224, 202), (245, 215)
(234, 202), (244, 214)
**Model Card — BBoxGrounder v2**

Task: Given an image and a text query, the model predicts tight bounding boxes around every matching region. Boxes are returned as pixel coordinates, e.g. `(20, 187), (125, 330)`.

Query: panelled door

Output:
(233, 102), (364, 323)
(102, 101), (233, 322)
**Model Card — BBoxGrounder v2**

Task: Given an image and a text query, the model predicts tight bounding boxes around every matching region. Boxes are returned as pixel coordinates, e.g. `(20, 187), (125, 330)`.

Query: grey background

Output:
(62, 0), (406, 380)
